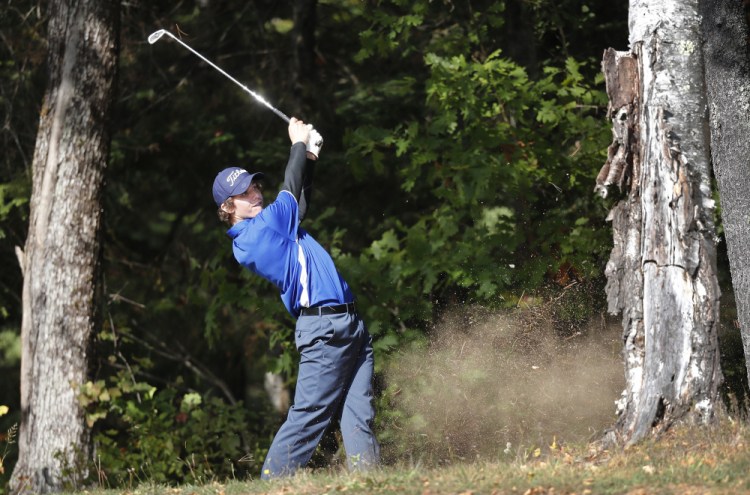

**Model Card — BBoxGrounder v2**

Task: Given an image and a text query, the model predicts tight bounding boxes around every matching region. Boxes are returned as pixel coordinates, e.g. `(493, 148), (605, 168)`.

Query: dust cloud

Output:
(381, 300), (624, 464)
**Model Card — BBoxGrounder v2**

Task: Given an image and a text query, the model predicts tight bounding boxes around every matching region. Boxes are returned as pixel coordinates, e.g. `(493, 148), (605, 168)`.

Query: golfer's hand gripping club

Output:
(307, 126), (324, 161)
(289, 118), (323, 160)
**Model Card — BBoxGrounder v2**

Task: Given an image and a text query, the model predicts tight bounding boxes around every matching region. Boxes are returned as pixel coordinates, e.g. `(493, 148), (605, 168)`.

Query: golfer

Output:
(212, 118), (380, 479)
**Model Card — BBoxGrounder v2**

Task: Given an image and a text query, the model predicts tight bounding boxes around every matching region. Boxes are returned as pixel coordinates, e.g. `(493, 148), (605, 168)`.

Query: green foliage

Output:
(341, 49), (612, 350)
(0, 331), (20, 367)
(333, 3), (616, 367)
(77, 371), (270, 486)
(0, 182), (28, 234)
(0, 407), (16, 484)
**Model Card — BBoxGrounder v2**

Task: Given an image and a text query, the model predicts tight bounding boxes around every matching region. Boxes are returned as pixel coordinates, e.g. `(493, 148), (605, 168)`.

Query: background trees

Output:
(2, 0), (745, 489)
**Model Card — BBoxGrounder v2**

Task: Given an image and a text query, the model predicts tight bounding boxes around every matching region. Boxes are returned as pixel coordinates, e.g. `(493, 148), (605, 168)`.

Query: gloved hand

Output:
(306, 126), (323, 160)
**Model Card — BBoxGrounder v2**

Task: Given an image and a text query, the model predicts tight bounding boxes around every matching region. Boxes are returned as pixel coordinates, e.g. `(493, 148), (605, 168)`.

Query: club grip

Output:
(306, 128), (323, 160)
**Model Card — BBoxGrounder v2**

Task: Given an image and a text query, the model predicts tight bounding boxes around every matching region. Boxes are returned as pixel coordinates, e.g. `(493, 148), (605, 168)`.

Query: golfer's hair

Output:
(217, 197), (234, 225)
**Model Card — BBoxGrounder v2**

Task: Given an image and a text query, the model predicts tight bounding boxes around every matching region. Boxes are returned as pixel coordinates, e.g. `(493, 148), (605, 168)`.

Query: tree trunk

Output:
(700, 0), (750, 391)
(596, 0), (722, 445)
(501, 0), (538, 73)
(11, 1), (119, 493)
(290, 0), (318, 116)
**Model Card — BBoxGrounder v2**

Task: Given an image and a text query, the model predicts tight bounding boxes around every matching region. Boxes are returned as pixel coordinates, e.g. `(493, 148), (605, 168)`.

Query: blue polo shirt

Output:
(227, 190), (353, 318)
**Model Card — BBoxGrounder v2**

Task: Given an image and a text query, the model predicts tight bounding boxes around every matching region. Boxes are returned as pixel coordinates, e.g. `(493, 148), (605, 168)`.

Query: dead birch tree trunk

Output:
(10, 1), (119, 493)
(596, 0), (722, 445)
(700, 0), (750, 393)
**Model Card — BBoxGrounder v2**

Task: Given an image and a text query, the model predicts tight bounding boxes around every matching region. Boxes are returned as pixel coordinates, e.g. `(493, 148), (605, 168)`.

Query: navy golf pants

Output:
(260, 311), (380, 479)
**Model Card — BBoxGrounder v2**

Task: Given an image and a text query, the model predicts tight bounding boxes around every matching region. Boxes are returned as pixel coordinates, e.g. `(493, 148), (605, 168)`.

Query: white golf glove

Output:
(306, 126), (323, 160)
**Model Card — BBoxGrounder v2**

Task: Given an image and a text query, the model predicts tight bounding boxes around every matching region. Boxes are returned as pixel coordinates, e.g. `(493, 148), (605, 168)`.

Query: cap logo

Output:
(226, 169), (247, 187)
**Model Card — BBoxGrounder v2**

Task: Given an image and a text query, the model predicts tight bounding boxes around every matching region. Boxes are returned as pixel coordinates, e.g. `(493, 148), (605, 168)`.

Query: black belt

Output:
(299, 302), (356, 317)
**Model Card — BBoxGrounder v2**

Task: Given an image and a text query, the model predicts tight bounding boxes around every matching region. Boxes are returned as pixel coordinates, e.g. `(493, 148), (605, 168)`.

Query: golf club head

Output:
(147, 30), (167, 44)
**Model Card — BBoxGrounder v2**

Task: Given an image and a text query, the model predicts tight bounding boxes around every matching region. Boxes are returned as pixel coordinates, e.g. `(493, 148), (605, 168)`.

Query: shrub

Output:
(78, 374), (275, 487)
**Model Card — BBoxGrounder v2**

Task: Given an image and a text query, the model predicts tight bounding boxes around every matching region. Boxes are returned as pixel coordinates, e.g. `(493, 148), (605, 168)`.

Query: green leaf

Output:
(181, 392), (202, 412)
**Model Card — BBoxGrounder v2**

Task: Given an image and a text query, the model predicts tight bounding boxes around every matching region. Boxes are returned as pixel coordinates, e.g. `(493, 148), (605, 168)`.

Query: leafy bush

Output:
(339, 50), (612, 365)
(78, 372), (274, 487)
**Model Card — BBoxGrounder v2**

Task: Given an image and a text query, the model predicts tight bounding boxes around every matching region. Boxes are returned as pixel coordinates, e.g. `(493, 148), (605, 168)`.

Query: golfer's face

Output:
(233, 182), (264, 219)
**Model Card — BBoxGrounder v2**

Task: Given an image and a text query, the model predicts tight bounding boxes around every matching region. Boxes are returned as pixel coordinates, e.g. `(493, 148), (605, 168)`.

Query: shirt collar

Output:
(227, 219), (250, 238)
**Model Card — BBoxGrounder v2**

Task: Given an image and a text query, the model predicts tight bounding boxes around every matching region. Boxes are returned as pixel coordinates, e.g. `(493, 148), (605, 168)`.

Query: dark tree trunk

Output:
(700, 0), (750, 392)
(11, 0), (119, 493)
(501, 0), (538, 72)
(291, 0), (318, 116)
(596, 0), (722, 446)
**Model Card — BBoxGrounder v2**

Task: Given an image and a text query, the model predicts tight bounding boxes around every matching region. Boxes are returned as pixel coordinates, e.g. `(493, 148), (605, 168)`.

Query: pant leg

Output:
(261, 312), (363, 479)
(338, 322), (380, 471)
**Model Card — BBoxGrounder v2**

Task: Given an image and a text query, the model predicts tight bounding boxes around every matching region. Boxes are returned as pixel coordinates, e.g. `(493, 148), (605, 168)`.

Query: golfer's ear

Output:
(220, 201), (234, 214)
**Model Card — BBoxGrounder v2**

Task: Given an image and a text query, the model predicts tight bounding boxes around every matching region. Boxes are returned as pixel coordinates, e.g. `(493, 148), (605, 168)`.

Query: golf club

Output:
(147, 29), (290, 123)
(147, 29), (323, 158)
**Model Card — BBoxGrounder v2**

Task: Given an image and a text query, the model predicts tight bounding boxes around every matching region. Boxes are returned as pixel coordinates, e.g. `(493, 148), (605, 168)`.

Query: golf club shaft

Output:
(148, 30), (290, 123)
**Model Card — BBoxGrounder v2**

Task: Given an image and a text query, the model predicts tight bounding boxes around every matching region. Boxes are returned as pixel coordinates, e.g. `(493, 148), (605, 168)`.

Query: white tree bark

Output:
(11, 1), (118, 493)
(598, 0), (722, 445)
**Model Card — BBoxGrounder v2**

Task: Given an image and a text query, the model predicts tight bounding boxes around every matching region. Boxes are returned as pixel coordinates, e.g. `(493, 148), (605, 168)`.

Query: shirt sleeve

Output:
(281, 141), (316, 220)
(260, 190), (299, 239)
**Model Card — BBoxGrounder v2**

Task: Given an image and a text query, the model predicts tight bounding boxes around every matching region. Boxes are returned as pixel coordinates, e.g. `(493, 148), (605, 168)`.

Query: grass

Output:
(67, 415), (750, 495)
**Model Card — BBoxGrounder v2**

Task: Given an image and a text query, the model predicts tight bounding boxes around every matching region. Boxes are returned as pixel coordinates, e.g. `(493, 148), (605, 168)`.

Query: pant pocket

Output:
(295, 315), (335, 351)
(323, 312), (358, 345)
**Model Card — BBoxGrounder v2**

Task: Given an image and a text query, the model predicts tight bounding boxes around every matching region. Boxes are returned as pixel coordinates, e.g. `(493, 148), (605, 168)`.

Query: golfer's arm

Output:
(282, 141), (316, 220)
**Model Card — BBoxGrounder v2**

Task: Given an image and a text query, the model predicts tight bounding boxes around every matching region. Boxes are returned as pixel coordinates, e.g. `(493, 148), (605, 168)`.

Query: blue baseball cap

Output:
(212, 167), (264, 206)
